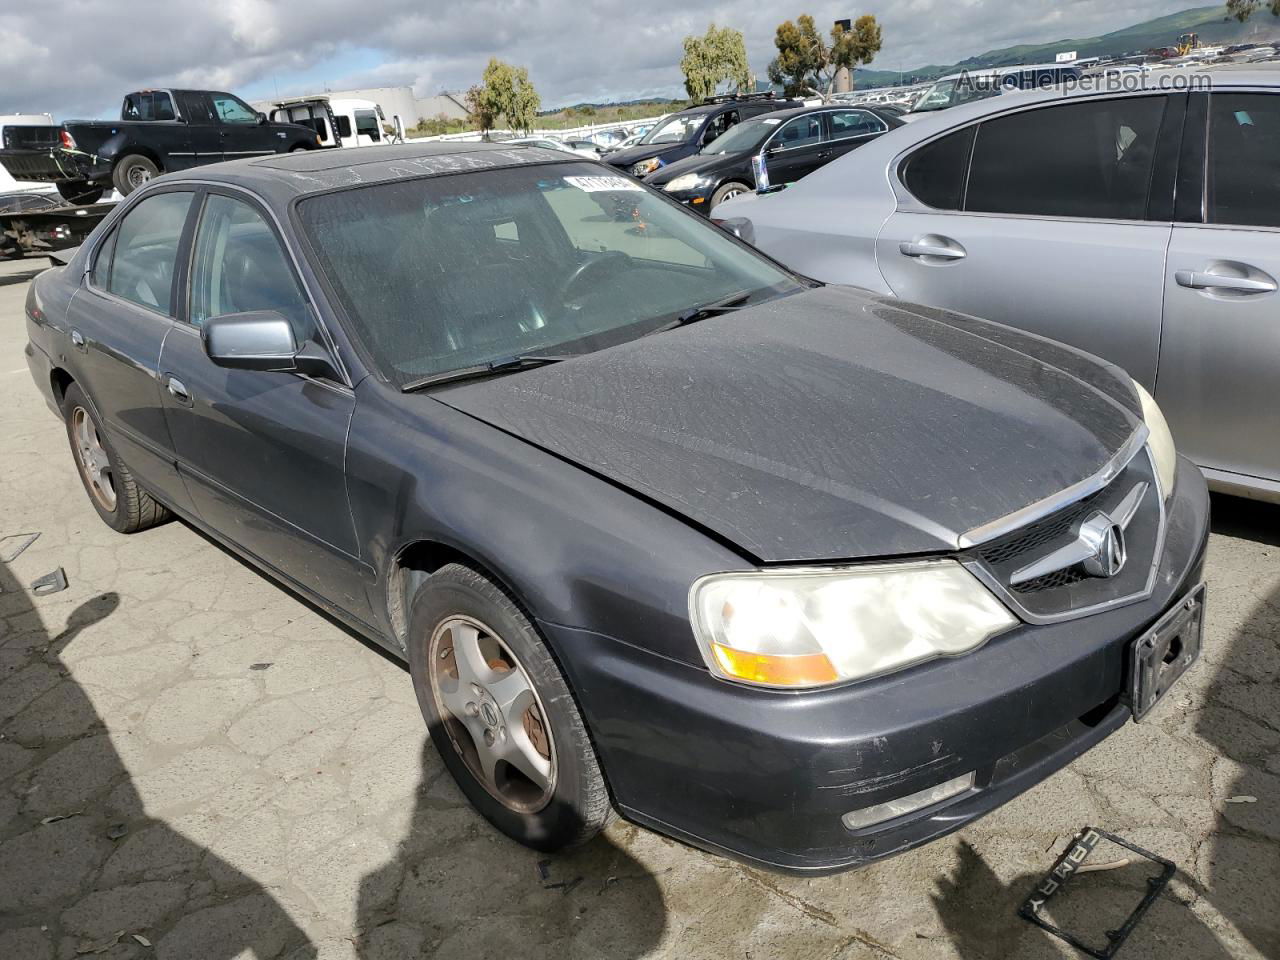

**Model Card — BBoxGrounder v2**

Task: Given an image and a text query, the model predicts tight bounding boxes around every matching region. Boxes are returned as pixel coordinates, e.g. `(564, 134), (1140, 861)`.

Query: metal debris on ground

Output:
(1224, 795), (1257, 804)
(249, 662), (273, 671)
(31, 567), (68, 596)
(1019, 826), (1175, 959)
(40, 810), (83, 825)
(132, 934), (151, 947)
(536, 859), (551, 881)
(0, 531), (39, 562)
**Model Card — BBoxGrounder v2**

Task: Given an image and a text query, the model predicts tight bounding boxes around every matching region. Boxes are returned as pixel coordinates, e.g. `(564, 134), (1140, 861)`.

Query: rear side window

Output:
(827, 109), (886, 139)
(965, 96), (1167, 220)
(123, 92), (175, 121)
(900, 126), (975, 210)
(773, 114), (824, 150)
(1207, 93), (1280, 228)
(97, 191), (193, 314)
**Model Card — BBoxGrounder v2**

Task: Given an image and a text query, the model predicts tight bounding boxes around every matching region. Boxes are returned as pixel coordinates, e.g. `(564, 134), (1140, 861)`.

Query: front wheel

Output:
(112, 155), (160, 196)
(710, 180), (752, 211)
(407, 564), (611, 851)
(56, 181), (104, 205)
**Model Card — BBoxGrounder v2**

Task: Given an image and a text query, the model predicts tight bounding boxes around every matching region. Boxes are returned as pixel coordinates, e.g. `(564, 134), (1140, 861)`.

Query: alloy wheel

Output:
(72, 406), (116, 511)
(428, 615), (556, 813)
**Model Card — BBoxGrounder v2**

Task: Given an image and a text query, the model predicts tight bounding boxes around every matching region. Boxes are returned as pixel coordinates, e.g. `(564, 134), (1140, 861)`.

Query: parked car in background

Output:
(716, 71), (1280, 502)
(267, 96), (391, 148)
(903, 63), (1082, 119)
(504, 136), (597, 158)
(605, 94), (801, 178)
(0, 89), (319, 203)
(24, 141), (1207, 874)
(646, 104), (900, 213)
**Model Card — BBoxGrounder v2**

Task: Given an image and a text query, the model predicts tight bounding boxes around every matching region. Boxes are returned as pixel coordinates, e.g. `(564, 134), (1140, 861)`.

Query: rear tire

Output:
(112, 155), (160, 196)
(62, 383), (171, 534)
(56, 181), (104, 205)
(710, 180), (752, 211)
(407, 563), (611, 851)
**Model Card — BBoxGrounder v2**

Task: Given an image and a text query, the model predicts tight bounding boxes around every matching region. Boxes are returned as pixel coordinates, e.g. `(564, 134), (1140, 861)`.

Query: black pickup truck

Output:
(0, 89), (319, 204)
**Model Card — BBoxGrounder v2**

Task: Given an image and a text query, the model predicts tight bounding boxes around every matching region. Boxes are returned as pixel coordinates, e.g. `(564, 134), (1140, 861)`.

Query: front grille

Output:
(965, 448), (1163, 621)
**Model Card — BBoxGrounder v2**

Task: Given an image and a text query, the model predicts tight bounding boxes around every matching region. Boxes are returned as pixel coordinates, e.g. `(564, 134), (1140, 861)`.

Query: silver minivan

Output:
(717, 71), (1280, 502)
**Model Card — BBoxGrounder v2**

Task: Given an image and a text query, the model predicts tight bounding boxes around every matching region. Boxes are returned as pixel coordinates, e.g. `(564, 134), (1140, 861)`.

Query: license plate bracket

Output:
(1128, 583), (1205, 721)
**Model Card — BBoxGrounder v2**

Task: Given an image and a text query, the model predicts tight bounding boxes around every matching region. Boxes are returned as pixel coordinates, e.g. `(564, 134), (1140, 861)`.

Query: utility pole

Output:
(833, 18), (853, 94)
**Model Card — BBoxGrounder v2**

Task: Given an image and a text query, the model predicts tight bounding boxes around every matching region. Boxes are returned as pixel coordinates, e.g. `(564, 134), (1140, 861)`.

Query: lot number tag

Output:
(565, 175), (643, 193)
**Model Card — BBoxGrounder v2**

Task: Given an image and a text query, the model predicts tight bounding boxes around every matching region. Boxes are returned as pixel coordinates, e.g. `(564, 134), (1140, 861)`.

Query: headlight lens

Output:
(630, 157), (661, 177)
(663, 172), (707, 192)
(689, 561), (1016, 689)
(1132, 380), (1176, 498)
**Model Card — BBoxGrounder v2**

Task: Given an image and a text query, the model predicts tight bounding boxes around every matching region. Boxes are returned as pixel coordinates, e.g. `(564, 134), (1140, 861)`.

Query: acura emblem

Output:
(1009, 481), (1147, 586)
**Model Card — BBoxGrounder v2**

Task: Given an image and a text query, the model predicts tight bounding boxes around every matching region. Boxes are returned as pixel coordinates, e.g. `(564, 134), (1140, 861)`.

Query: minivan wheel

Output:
(112, 155), (160, 195)
(62, 383), (171, 533)
(407, 563), (611, 851)
(710, 181), (751, 210)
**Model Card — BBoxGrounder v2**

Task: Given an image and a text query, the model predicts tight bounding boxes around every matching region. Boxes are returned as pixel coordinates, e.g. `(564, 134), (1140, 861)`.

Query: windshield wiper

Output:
(401, 354), (575, 392)
(647, 290), (755, 336)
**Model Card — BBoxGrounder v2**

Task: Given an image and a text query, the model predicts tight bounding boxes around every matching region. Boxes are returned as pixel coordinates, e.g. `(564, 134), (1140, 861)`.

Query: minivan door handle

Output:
(1175, 267), (1277, 295)
(900, 237), (966, 261)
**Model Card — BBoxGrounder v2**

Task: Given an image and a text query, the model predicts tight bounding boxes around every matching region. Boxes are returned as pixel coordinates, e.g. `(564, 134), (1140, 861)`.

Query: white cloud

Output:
(0, 0), (1202, 120)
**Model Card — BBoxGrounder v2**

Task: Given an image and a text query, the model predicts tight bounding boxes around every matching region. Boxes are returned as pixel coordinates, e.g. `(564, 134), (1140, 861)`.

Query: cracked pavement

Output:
(0, 256), (1276, 959)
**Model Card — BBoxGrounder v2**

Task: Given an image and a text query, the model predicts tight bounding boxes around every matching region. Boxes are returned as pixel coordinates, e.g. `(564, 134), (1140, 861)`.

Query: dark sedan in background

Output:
(23, 142), (1208, 873)
(646, 103), (901, 212)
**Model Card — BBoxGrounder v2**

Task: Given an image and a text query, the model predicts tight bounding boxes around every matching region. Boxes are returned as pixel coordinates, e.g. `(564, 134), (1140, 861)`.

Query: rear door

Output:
(876, 93), (1180, 384)
(173, 91), (222, 164)
(120, 92), (193, 169)
(209, 92), (278, 159)
(67, 188), (198, 513)
(1158, 89), (1280, 488)
(762, 113), (829, 186)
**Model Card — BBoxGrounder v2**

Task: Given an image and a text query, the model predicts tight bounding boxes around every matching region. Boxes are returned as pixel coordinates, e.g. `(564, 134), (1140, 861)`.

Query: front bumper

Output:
(544, 456), (1210, 874)
(657, 185), (714, 214)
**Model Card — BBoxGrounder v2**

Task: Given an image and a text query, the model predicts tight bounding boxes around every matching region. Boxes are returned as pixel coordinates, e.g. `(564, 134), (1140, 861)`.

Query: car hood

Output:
(646, 151), (738, 185)
(604, 142), (688, 168)
(435, 286), (1142, 563)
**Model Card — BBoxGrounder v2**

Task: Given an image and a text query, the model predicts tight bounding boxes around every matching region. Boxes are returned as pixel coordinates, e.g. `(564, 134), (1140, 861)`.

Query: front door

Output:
(209, 92), (279, 160)
(876, 93), (1179, 385)
(65, 187), (197, 513)
(1158, 90), (1280, 488)
(156, 189), (372, 615)
(762, 113), (828, 187)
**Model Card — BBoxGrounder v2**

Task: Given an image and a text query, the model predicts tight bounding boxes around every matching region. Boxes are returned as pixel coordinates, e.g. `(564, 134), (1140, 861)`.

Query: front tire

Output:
(62, 383), (171, 534)
(710, 180), (752, 211)
(56, 181), (104, 205)
(112, 155), (160, 196)
(407, 564), (611, 851)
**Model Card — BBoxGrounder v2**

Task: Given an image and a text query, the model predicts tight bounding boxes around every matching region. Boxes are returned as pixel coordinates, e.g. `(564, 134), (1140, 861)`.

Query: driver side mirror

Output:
(203, 311), (332, 377)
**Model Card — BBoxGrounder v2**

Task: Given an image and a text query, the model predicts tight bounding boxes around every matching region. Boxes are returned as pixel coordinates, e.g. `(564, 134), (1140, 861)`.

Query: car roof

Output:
(753, 103), (889, 122)
(151, 141), (582, 203)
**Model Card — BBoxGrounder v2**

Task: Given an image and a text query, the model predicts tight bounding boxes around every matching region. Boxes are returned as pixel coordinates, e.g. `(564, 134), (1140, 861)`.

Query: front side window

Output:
(701, 110), (740, 145)
(1207, 92), (1280, 228)
(965, 96), (1167, 220)
(211, 93), (259, 124)
(772, 115), (824, 151)
(298, 163), (801, 385)
(827, 109), (886, 139)
(189, 194), (311, 338)
(641, 113), (705, 145)
(354, 109), (381, 141)
(699, 117), (775, 155)
(98, 191), (193, 313)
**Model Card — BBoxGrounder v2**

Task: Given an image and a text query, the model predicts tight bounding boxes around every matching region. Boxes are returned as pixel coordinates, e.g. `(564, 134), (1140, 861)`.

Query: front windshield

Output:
(911, 75), (1001, 113)
(700, 117), (777, 155)
(298, 162), (801, 385)
(640, 113), (703, 145)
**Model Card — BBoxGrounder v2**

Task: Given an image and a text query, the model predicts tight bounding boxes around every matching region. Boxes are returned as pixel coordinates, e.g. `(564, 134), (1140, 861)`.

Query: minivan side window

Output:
(964, 96), (1167, 220)
(899, 126), (975, 210)
(1207, 93), (1280, 228)
(98, 191), (193, 314)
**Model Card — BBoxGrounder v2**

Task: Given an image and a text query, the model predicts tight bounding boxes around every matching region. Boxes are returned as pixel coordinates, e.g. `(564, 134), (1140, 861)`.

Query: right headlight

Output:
(1131, 379), (1176, 499)
(689, 561), (1016, 690)
(663, 172), (708, 193)
(630, 157), (662, 177)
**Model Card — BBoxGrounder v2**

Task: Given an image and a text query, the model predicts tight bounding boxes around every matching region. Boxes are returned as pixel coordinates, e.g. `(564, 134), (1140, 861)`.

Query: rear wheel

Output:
(407, 564), (611, 851)
(710, 180), (752, 210)
(62, 383), (171, 533)
(55, 181), (104, 205)
(112, 155), (160, 196)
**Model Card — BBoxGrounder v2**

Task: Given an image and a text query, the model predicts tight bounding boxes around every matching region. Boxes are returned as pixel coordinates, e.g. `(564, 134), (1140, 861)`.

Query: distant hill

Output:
(854, 5), (1280, 87)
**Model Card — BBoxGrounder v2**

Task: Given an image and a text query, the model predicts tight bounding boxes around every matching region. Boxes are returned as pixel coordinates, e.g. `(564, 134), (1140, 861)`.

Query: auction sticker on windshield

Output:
(565, 175), (643, 192)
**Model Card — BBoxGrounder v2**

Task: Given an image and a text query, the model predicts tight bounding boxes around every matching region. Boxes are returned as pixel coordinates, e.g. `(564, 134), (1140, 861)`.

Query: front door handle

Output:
(69, 329), (86, 352)
(1174, 268), (1277, 294)
(165, 376), (192, 405)
(900, 237), (966, 261)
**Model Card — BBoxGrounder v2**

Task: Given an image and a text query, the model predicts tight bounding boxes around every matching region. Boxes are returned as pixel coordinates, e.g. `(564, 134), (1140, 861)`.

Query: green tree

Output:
(767, 13), (883, 96)
(1227, 0), (1280, 20)
(471, 59), (542, 133)
(680, 24), (752, 102)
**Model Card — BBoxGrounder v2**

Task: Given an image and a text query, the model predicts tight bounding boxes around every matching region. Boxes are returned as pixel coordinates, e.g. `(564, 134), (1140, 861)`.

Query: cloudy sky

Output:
(3, 1), (1200, 119)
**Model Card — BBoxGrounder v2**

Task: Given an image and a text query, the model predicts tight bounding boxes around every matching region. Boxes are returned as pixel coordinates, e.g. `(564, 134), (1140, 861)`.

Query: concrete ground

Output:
(0, 255), (1276, 960)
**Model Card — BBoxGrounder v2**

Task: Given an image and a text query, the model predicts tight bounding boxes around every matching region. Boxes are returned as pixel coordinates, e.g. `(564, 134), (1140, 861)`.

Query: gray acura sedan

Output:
(23, 143), (1208, 873)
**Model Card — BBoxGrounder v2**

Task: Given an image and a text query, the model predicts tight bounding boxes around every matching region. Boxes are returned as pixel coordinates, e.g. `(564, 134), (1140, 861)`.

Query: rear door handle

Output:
(900, 238), (966, 261)
(69, 329), (86, 351)
(165, 376), (192, 405)
(1175, 269), (1276, 294)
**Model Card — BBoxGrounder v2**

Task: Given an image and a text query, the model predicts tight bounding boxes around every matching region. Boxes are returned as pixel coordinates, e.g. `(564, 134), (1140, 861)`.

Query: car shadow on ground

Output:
(0, 559), (318, 958)
(928, 495), (1280, 959)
